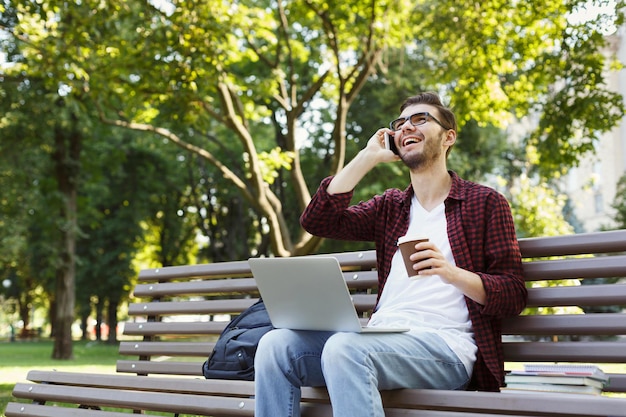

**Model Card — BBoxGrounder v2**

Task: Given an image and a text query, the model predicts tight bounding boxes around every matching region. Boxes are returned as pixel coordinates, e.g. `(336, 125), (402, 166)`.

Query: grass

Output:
(1, 338), (120, 416)
(0, 338), (207, 416)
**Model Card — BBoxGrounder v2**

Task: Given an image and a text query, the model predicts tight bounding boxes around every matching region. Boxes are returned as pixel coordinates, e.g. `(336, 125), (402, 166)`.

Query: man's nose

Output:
(401, 119), (416, 132)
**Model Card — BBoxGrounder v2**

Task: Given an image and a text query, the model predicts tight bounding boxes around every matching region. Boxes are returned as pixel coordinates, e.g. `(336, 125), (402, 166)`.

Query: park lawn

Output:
(1, 339), (121, 416)
(0, 339), (121, 382)
(0, 339), (206, 416)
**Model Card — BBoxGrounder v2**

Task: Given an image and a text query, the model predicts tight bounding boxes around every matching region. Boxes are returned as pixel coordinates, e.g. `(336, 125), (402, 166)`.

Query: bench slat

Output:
(4, 402), (554, 417)
(133, 278), (258, 297)
(380, 386), (626, 416)
(138, 260), (252, 281)
(118, 340), (626, 378)
(25, 370), (254, 396)
(120, 340), (626, 364)
(604, 374), (626, 392)
(118, 341), (214, 357)
(138, 251), (378, 282)
(128, 298), (257, 316)
(4, 402), (165, 417)
(502, 341), (626, 363)
(133, 271), (379, 297)
(123, 321), (225, 336)
(301, 405), (563, 417)
(123, 313), (626, 337)
(526, 283), (626, 307)
(503, 313), (626, 335)
(127, 293), (376, 317)
(11, 383), (256, 417)
(522, 254), (626, 281)
(519, 229), (626, 257)
(116, 360), (203, 376)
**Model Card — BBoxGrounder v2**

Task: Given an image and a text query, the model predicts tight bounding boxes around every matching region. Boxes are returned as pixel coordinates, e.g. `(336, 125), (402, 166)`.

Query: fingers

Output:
(409, 243), (439, 268)
(370, 129), (387, 147)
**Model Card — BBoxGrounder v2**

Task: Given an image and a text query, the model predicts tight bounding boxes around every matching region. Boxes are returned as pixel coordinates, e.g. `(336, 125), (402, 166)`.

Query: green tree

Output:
(1, 1), (183, 354)
(508, 174), (575, 238)
(0, 65), (85, 357)
(413, 0), (625, 177)
(0, 128), (47, 337)
(76, 139), (194, 343)
(610, 174), (626, 229)
(7, 0), (621, 260)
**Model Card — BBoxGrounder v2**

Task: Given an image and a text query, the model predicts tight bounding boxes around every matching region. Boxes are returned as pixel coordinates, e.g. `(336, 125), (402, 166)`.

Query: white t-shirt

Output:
(368, 196), (477, 374)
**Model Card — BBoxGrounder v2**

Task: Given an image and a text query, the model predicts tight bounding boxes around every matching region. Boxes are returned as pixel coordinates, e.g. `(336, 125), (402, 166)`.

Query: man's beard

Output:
(400, 135), (443, 170)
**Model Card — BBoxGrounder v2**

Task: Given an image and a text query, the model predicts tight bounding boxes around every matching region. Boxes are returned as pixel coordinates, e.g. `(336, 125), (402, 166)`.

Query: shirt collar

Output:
(447, 170), (466, 201)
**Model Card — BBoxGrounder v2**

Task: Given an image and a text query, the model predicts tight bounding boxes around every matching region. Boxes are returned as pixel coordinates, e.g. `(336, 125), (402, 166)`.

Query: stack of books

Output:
(504, 364), (609, 395)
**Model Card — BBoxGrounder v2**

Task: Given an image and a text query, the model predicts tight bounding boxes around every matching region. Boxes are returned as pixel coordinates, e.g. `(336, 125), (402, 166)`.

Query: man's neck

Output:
(409, 167), (452, 212)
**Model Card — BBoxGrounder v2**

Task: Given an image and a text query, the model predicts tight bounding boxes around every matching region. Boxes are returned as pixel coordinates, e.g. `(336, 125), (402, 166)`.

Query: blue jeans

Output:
(254, 328), (470, 417)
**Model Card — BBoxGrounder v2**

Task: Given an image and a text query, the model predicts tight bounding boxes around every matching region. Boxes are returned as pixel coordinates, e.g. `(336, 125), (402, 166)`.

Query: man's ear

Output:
(444, 129), (457, 147)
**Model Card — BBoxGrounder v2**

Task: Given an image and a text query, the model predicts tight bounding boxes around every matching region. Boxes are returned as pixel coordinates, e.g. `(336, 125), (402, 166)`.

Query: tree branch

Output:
(96, 104), (255, 205)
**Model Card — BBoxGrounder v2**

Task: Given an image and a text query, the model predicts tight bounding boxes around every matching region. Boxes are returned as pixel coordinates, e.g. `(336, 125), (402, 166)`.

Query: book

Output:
(503, 382), (603, 395)
(521, 364), (608, 381)
(505, 373), (606, 389)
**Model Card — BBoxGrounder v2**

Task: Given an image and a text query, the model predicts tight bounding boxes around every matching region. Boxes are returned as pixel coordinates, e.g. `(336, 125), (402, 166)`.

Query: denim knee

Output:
(256, 329), (330, 388)
(256, 328), (291, 367)
(321, 332), (363, 371)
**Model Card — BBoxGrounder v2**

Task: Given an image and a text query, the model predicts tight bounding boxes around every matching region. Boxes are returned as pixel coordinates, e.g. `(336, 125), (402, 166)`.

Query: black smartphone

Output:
(384, 132), (399, 155)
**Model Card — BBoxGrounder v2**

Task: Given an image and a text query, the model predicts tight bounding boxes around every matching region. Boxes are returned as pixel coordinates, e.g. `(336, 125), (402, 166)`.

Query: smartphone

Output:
(384, 132), (399, 155)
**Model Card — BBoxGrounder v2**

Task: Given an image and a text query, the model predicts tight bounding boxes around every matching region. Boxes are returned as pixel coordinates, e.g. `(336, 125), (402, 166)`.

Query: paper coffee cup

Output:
(398, 235), (429, 277)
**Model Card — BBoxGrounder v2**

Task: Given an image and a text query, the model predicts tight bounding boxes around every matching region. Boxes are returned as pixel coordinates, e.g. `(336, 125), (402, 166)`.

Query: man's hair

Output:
(400, 92), (457, 133)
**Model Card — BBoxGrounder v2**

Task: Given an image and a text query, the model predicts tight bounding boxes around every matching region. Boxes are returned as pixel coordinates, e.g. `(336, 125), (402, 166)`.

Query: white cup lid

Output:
(397, 235), (428, 245)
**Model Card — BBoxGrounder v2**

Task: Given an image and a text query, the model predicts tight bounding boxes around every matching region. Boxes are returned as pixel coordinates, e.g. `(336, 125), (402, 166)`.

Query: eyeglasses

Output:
(389, 112), (451, 131)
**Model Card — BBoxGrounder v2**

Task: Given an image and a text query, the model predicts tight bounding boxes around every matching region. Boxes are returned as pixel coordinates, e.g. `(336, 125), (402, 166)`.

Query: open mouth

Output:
(402, 137), (423, 147)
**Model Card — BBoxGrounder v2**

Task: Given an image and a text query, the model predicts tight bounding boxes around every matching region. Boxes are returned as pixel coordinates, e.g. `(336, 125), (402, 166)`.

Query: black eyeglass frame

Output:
(389, 112), (451, 131)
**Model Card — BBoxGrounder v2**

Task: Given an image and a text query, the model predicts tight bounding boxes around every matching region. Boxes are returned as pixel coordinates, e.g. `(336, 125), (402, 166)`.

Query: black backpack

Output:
(202, 299), (274, 381)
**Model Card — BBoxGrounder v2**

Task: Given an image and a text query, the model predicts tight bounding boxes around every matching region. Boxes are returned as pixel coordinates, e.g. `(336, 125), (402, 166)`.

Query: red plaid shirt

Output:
(300, 171), (527, 391)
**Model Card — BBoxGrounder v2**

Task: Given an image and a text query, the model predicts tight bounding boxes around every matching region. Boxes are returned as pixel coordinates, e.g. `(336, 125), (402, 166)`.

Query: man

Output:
(254, 92), (528, 417)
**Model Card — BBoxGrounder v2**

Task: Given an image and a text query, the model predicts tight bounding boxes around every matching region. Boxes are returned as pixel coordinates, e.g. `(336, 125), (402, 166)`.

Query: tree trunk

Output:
(51, 123), (81, 359)
(49, 300), (56, 338)
(96, 301), (103, 341)
(80, 313), (88, 341)
(52, 263), (74, 358)
(107, 299), (119, 344)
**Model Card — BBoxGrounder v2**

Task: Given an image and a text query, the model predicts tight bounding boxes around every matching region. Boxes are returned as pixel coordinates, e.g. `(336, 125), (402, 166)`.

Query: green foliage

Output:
(413, 0), (625, 178)
(611, 174), (626, 228)
(508, 174), (575, 238)
(254, 148), (295, 185)
(5, 0), (621, 258)
(507, 174), (581, 318)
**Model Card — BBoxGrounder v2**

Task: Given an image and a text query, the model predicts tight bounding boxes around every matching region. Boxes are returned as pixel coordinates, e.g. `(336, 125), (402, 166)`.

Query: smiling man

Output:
(254, 92), (528, 417)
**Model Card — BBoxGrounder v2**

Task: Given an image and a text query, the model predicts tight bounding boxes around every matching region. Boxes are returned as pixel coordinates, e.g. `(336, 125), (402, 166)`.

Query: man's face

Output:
(391, 104), (448, 170)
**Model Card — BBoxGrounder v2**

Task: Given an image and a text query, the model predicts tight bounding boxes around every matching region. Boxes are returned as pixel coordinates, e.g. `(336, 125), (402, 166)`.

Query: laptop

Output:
(248, 256), (408, 333)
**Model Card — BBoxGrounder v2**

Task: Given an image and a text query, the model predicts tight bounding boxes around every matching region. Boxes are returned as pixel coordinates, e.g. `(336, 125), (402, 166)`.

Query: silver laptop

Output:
(248, 256), (408, 333)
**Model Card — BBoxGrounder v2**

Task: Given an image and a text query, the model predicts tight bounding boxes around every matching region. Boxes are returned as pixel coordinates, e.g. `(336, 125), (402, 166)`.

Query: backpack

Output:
(202, 299), (274, 381)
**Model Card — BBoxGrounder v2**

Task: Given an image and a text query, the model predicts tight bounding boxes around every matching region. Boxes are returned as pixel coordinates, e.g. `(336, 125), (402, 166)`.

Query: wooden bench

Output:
(6, 230), (626, 417)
